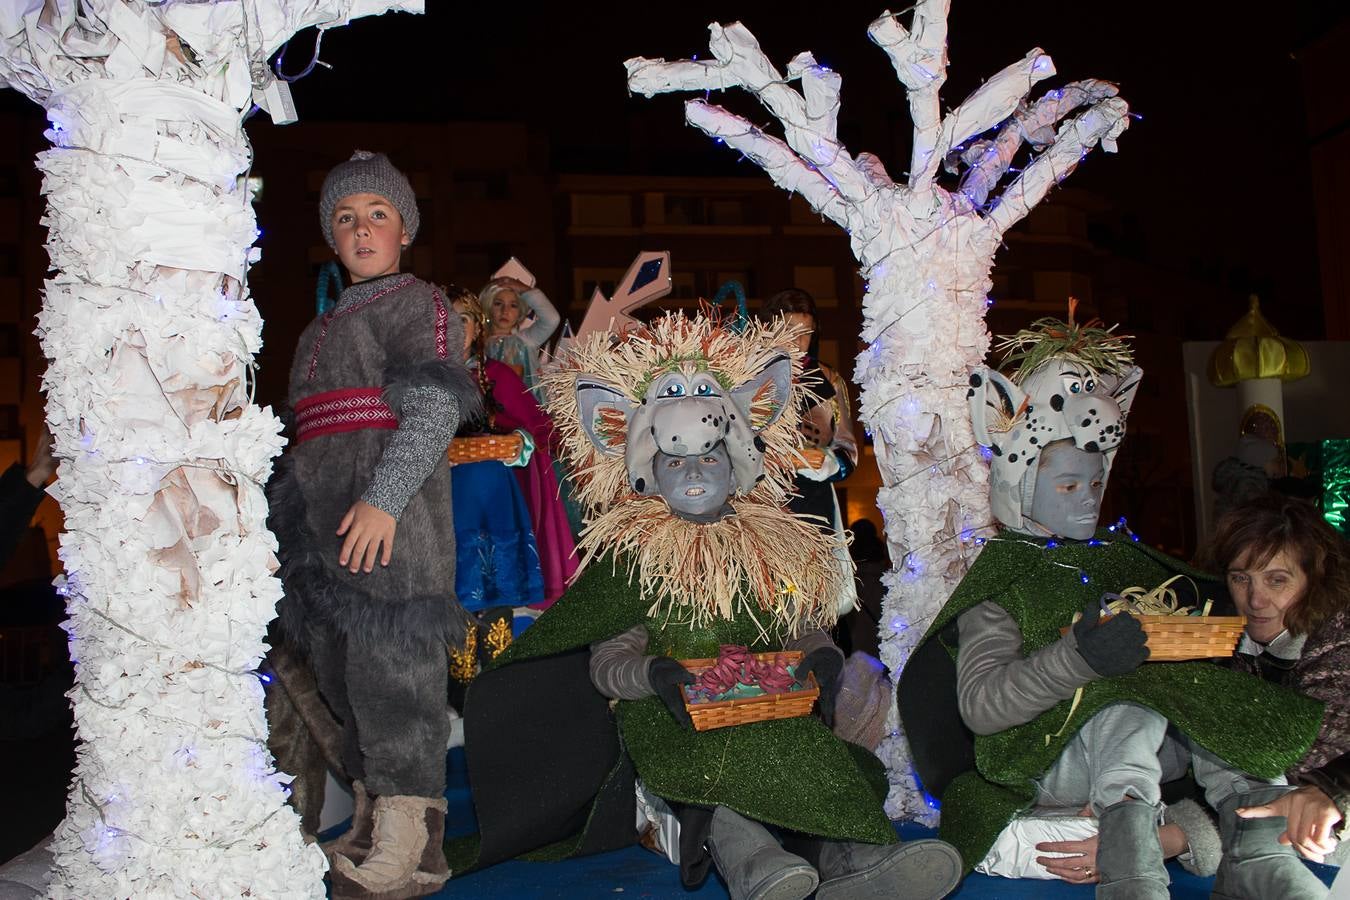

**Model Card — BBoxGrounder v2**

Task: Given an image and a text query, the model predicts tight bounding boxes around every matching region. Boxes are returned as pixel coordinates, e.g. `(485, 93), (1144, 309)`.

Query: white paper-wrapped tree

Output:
(626, 0), (1129, 822)
(0, 2), (418, 895)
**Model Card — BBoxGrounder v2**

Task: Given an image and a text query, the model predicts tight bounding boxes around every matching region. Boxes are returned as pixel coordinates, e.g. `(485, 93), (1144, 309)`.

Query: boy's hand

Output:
(337, 501), (396, 573)
(26, 426), (57, 488)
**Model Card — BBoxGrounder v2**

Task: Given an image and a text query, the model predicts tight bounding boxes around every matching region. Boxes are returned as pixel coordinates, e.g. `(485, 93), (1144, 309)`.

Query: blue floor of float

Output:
(339, 749), (1338, 899)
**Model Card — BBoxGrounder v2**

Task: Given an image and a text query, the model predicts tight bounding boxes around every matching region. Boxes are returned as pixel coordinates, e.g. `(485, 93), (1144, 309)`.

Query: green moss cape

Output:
(899, 531), (1324, 870)
(445, 553), (894, 875)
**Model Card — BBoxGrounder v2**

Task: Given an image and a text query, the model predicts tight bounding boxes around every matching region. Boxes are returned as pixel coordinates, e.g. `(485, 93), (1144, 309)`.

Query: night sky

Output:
(0, 2), (1337, 335)
(255, 0), (1336, 338)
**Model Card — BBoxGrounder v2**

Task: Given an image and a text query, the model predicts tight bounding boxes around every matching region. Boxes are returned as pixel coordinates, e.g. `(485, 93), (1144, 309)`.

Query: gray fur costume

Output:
(271, 272), (481, 797)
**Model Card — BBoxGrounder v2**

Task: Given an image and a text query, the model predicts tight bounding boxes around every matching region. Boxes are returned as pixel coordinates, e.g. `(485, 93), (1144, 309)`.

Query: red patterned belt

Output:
(294, 388), (398, 444)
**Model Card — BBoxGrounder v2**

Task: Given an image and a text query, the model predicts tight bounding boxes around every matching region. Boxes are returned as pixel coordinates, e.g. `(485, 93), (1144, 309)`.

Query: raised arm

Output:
(516, 287), (561, 351)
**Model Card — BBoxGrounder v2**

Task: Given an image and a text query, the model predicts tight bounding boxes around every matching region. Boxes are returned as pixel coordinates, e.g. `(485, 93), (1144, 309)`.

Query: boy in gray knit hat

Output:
(271, 150), (480, 900)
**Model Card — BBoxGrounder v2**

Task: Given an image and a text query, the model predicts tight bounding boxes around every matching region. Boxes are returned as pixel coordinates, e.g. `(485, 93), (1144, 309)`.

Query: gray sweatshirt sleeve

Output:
(956, 600), (1099, 735)
(589, 625), (657, 700)
(516, 288), (561, 351)
(786, 628), (843, 661)
(361, 384), (459, 520)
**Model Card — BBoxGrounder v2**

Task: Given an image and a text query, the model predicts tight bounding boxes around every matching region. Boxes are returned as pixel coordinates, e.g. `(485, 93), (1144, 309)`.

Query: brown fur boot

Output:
(320, 781), (374, 865)
(329, 795), (449, 900)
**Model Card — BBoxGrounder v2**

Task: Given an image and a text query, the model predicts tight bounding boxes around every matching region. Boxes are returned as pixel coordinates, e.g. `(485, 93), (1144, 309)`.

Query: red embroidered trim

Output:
(432, 289), (448, 360)
(306, 275), (417, 380)
(294, 388), (398, 444)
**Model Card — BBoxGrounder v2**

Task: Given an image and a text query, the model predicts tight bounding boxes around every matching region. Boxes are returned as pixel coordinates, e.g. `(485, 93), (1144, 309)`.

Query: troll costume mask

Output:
(968, 300), (1142, 535)
(541, 310), (846, 635)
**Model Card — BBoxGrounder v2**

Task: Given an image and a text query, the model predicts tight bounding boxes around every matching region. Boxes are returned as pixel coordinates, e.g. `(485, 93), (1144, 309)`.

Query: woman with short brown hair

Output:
(1204, 494), (1350, 863)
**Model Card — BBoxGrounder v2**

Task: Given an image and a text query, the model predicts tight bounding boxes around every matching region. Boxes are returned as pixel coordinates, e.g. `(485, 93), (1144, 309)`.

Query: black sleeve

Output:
(0, 464), (45, 572)
(896, 619), (976, 800)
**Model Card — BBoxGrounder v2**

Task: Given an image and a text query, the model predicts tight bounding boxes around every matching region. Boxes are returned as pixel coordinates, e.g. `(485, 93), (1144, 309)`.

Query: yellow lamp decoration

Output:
(1207, 295), (1309, 470)
(1207, 295), (1310, 387)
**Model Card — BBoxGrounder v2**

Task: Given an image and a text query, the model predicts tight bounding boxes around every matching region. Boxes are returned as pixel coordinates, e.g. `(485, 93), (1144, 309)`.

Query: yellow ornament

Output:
(1207, 295), (1309, 387)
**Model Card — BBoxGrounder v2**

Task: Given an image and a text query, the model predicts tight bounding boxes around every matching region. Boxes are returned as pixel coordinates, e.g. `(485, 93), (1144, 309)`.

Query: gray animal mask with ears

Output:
(574, 354), (794, 504)
(969, 357), (1143, 533)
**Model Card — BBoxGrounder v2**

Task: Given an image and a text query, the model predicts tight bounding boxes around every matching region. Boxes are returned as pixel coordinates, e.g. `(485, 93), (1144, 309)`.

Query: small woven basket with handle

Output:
(679, 650), (819, 732)
(1061, 615), (1246, 662)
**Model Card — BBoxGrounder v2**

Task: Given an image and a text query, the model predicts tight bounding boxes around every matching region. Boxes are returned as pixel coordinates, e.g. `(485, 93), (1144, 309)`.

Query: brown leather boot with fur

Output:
(329, 795), (449, 900)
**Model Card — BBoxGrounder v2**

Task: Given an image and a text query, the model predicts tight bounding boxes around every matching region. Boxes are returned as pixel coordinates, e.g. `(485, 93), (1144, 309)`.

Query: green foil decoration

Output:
(1323, 439), (1350, 537)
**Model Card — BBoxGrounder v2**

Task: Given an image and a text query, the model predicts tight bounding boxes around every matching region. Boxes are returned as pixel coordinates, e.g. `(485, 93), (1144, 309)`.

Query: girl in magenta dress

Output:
(453, 289), (577, 608)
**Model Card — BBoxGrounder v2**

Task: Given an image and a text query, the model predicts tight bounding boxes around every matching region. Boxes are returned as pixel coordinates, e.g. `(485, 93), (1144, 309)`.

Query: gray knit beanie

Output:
(319, 150), (419, 250)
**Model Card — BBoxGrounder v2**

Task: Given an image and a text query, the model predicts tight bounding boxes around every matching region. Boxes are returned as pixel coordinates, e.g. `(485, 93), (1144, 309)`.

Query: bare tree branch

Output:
(957, 78), (1120, 207)
(625, 22), (756, 94)
(684, 99), (850, 226)
(855, 151), (897, 191)
(788, 51), (842, 145)
(627, 22), (872, 203)
(937, 49), (1053, 158)
(987, 95), (1129, 235)
(868, 0), (950, 190)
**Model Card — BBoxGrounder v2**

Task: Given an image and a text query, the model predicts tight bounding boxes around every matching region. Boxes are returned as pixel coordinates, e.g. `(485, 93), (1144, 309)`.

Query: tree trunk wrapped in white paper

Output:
(0, 2), (419, 895)
(626, 0), (1129, 823)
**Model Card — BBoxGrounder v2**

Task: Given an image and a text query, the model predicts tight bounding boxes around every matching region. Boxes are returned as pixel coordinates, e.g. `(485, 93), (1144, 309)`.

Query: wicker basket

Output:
(679, 650), (819, 732)
(1062, 615), (1246, 662)
(1135, 615), (1247, 661)
(447, 433), (524, 465)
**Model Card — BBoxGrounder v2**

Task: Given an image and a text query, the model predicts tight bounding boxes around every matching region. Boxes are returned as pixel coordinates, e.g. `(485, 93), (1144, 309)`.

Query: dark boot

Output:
(1096, 799), (1169, 899)
(813, 838), (962, 900)
(707, 805), (818, 900)
(321, 780), (374, 866)
(1211, 786), (1329, 900)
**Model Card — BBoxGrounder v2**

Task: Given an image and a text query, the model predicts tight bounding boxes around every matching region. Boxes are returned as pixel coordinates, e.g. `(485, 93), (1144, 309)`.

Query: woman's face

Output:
(783, 312), (814, 355)
(490, 291), (522, 334)
(1227, 546), (1309, 643)
(454, 302), (479, 354)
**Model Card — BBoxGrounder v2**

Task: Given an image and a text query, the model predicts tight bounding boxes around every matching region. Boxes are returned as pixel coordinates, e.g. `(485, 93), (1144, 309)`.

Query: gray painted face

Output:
(1029, 441), (1106, 540)
(654, 446), (733, 523)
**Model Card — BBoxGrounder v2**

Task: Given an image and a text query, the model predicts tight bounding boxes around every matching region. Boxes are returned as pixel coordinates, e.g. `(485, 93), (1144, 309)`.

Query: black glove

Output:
(1072, 597), (1149, 677)
(795, 647), (844, 727)
(648, 656), (696, 730)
